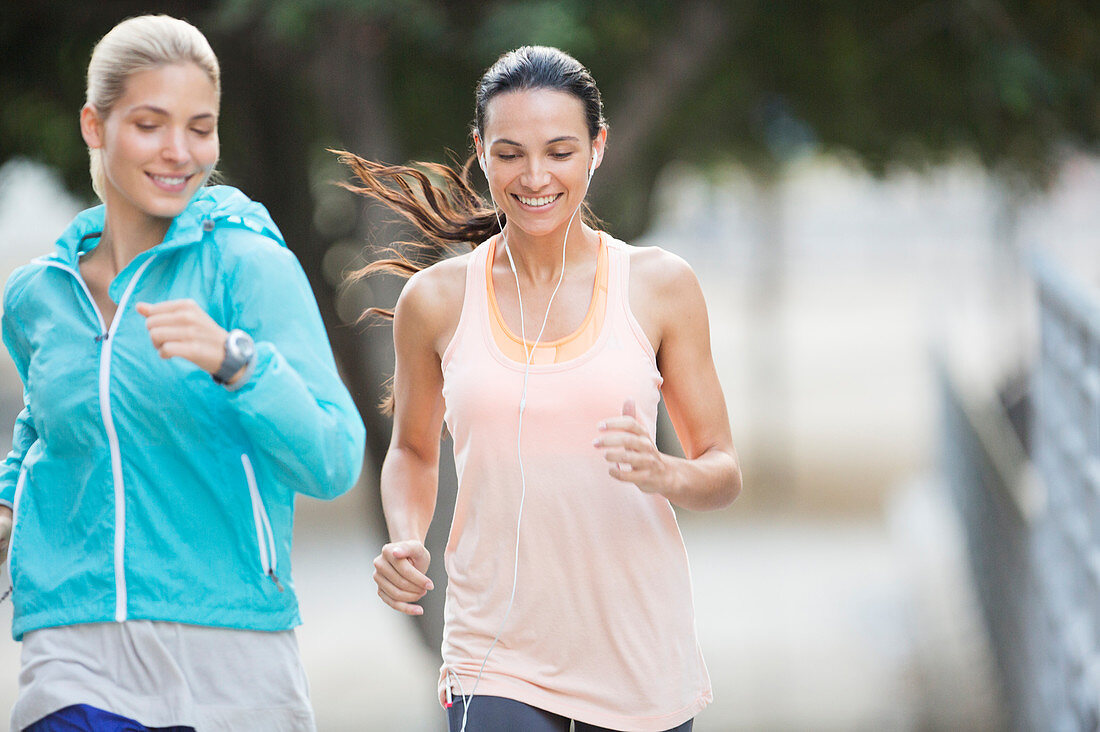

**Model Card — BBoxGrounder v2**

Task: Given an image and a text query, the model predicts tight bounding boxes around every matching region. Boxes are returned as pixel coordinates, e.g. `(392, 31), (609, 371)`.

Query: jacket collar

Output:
(48, 185), (277, 269)
(44, 186), (280, 301)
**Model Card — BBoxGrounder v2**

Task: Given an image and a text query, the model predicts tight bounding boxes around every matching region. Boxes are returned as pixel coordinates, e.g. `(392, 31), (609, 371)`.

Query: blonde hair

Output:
(86, 15), (220, 201)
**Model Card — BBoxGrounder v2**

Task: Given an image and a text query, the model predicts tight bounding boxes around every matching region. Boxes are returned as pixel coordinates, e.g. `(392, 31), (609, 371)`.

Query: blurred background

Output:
(3, 1), (1100, 730)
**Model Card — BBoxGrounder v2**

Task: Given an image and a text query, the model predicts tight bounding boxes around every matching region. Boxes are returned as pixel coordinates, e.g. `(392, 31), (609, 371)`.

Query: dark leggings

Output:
(446, 695), (693, 732)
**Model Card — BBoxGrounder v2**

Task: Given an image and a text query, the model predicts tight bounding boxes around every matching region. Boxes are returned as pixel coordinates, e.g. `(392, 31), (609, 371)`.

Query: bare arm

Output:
(595, 248), (741, 511)
(372, 259), (465, 615)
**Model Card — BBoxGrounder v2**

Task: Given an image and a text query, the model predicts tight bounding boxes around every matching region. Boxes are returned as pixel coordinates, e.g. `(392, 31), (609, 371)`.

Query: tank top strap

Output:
(604, 236), (659, 363)
(441, 238), (493, 371)
(467, 237), (491, 304)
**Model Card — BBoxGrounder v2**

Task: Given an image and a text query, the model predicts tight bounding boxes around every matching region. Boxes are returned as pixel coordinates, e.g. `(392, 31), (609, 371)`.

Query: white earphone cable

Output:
(453, 149), (594, 732)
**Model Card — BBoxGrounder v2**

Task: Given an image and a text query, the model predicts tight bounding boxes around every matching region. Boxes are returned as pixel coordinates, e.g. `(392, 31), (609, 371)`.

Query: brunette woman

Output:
(342, 46), (738, 732)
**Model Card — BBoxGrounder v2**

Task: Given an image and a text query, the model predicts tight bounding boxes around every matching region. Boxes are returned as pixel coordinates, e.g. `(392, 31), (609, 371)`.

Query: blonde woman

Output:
(0, 15), (364, 731)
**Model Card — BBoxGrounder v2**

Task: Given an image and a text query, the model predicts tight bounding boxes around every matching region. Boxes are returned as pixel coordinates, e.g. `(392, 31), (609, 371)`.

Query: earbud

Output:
(474, 133), (487, 173)
(452, 134), (599, 732)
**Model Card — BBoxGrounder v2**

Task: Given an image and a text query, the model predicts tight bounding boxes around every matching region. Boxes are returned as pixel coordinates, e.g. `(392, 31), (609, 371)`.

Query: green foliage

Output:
(213, 0), (446, 46)
(3, 0), (1098, 545)
(3, 0), (1100, 225)
(471, 1), (597, 58)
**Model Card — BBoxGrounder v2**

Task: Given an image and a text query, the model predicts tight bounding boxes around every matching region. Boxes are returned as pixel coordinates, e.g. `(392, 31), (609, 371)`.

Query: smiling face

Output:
(478, 88), (605, 241)
(81, 62), (219, 224)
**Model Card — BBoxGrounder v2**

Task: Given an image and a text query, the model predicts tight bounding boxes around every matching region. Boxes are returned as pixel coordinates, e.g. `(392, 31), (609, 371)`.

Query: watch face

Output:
(228, 330), (255, 360)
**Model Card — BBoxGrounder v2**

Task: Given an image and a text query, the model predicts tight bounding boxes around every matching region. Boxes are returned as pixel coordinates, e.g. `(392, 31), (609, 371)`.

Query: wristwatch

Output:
(213, 329), (255, 386)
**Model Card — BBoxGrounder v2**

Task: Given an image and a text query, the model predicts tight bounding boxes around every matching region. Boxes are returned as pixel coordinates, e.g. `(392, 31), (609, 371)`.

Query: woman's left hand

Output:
(594, 399), (672, 496)
(136, 299), (228, 376)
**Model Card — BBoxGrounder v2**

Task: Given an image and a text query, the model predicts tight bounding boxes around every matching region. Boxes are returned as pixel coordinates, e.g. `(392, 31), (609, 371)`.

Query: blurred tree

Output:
(3, 0), (1100, 644)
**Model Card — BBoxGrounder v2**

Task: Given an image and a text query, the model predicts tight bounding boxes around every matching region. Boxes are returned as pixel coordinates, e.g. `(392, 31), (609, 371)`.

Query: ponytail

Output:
(334, 150), (502, 321)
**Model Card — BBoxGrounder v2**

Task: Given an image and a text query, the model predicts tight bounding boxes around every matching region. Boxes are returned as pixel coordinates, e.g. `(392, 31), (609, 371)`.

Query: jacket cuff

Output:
(225, 342), (292, 402)
(222, 352), (258, 393)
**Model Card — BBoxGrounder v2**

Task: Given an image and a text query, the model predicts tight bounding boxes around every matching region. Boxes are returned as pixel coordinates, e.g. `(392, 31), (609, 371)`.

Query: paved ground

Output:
(0, 480), (1003, 731)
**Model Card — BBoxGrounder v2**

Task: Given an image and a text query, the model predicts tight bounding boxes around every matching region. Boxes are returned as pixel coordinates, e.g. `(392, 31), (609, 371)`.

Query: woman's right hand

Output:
(373, 539), (433, 616)
(0, 505), (12, 567)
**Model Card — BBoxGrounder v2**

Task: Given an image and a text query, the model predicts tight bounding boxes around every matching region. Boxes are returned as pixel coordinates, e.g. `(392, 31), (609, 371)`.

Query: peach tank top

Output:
(438, 234), (712, 731)
(486, 234), (609, 364)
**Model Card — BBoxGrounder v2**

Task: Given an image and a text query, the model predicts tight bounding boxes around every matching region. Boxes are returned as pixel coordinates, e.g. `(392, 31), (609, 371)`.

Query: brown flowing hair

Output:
(332, 151), (501, 319)
(337, 46), (606, 413)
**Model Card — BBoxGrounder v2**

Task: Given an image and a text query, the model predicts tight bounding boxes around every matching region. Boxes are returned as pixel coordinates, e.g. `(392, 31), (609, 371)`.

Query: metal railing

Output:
(1031, 254), (1100, 731)
(939, 355), (1043, 731)
(942, 252), (1100, 731)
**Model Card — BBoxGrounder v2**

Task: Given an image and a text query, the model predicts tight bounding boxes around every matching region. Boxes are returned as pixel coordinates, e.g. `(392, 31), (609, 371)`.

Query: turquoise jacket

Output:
(0, 186), (365, 640)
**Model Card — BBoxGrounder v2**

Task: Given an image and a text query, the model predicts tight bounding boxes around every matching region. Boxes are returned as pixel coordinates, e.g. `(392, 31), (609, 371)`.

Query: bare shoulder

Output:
(621, 243), (707, 352)
(400, 251), (469, 311)
(394, 250), (473, 353)
(626, 243), (704, 305)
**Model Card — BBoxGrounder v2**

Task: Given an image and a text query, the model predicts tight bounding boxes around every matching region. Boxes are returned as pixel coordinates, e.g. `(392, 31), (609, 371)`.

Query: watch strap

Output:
(213, 330), (254, 385)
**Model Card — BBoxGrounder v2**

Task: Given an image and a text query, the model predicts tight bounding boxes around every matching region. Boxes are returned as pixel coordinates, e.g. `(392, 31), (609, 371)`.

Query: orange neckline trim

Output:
(486, 232), (608, 351)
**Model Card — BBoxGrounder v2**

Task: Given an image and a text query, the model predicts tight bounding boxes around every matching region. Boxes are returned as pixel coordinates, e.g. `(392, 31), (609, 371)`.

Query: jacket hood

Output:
(48, 185), (284, 268)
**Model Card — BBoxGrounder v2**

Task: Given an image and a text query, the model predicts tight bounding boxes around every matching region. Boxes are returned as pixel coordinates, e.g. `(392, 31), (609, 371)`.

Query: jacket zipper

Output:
(44, 257), (156, 622)
(241, 454), (283, 591)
